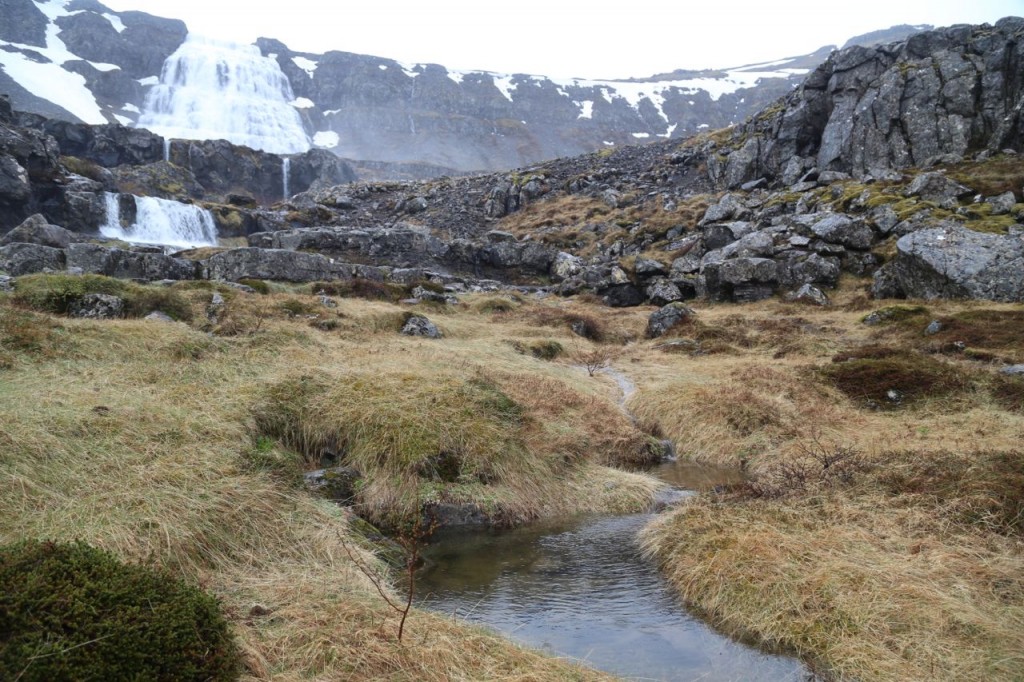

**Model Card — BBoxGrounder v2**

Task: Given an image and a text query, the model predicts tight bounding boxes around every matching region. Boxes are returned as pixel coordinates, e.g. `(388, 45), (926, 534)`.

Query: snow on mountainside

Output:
(0, 0), (941, 177)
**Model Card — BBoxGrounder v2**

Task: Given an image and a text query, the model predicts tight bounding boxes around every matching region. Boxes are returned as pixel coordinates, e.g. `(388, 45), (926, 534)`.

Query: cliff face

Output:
(711, 18), (1024, 187)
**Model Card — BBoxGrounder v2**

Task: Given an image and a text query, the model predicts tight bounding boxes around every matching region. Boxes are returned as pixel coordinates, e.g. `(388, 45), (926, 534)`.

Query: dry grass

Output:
(621, 288), (1024, 681)
(0, 283), (659, 680)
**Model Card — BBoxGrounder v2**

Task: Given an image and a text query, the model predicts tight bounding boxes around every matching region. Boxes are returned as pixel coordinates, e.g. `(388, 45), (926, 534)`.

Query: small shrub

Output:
(473, 296), (519, 314)
(862, 305), (930, 326)
(0, 307), (66, 358)
(0, 540), (240, 682)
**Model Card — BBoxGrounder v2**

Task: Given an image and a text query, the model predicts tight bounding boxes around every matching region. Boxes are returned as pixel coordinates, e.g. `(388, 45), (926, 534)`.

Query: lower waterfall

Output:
(100, 193), (218, 249)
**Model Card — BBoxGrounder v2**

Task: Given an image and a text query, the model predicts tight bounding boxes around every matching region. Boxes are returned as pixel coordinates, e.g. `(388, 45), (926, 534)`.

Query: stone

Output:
(424, 502), (489, 528)
(740, 178), (768, 191)
(645, 279), (682, 306)
(0, 275), (12, 292)
(647, 302), (694, 338)
(872, 224), (1024, 302)
(411, 285), (457, 305)
(985, 191), (1017, 216)
(601, 283), (645, 307)
(903, 172), (974, 207)
(304, 466), (362, 504)
(400, 314), (442, 338)
(704, 221), (753, 250)
(633, 257), (667, 277)
(699, 193), (749, 225)
(870, 205), (900, 234)
(999, 365), (1024, 376)
(66, 244), (196, 281)
(0, 214), (81, 249)
(203, 248), (355, 283)
(551, 251), (584, 280)
(924, 320), (943, 335)
(144, 311), (175, 323)
(0, 242), (65, 276)
(68, 293), (124, 319)
(809, 214), (875, 250)
(785, 283), (830, 306)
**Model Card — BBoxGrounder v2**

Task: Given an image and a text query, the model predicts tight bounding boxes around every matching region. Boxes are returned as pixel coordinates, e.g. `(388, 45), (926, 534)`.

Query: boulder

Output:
(645, 279), (683, 306)
(68, 293), (124, 319)
(999, 365), (1024, 376)
(0, 242), (66, 275)
(66, 244), (196, 281)
(902, 172), (974, 207)
(551, 251), (584, 280)
(204, 248), (355, 283)
(400, 314), (442, 338)
(601, 283), (645, 307)
(304, 466), (362, 504)
(0, 214), (81, 249)
(785, 283), (830, 306)
(647, 302), (695, 338)
(871, 224), (1024, 301)
(633, 257), (667, 277)
(809, 214), (875, 250)
(985, 191), (1017, 216)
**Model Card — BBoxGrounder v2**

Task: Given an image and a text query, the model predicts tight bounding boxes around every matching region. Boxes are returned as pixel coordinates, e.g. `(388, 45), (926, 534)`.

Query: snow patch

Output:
(138, 75), (159, 86)
(447, 70), (464, 85)
(399, 62), (421, 79)
(698, 123), (710, 129)
(122, 103), (140, 113)
(577, 100), (593, 119)
(322, 108), (341, 115)
(379, 64), (388, 70)
(290, 97), (315, 108)
(113, 114), (132, 125)
(658, 123), (678, 139)
(87, 61), (120, 72)
(602, 141), (615, 146)
(313, 130), (340, 148)
(492, 74), (516, 102)
(632, 132), (650, 139)
(292, 56), (318, 78)
(101, 12), (126, 33)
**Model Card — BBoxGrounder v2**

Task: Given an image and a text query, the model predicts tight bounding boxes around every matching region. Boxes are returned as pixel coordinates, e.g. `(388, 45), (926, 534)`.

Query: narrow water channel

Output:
(418, 459), (812, 681)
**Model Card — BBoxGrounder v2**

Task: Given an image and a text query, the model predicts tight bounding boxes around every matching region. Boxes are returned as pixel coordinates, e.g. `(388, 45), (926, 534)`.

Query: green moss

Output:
(0, 540), (240, 682)
(237, 278), (271, 295)
(821, 350), (969, 408)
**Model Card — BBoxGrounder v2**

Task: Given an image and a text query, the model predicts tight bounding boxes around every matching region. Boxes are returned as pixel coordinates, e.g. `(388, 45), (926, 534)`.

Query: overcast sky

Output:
(100, 0), (1023, 79)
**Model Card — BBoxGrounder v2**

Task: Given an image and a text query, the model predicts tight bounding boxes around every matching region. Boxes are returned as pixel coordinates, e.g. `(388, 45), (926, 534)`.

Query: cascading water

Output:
(100, 192), (218, 249)
(163, 138), (171, 162)
(282, 157), (290, 198)
(137, 34), (311, 154)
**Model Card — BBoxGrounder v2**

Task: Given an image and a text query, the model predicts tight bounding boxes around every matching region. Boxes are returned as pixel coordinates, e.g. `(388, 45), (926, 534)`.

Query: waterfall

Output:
(163, 138), (171, 162)
(282, 157), (290, 199)
(137, 34), (310, 154)
(100, 192), (218, 249)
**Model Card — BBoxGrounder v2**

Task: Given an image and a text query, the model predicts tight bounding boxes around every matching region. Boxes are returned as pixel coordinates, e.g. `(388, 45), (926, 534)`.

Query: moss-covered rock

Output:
(0, 540), (240, 681)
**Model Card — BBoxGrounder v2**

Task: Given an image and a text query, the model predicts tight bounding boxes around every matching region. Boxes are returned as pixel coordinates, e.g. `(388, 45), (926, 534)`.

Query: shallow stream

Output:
(418, 459), (812, 681)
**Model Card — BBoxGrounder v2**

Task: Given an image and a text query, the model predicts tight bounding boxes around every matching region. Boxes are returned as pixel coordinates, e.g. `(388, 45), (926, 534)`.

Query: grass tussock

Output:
(822, 348), (972, 408)
(642, 447), (1024, 681)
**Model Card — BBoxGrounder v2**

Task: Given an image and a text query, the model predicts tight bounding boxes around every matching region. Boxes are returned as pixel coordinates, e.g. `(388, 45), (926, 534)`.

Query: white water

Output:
(282, 157), (290, 198)
(163, 138), (171, 162)
(137, 34), (310, 154)
(100, 192), (218, 249)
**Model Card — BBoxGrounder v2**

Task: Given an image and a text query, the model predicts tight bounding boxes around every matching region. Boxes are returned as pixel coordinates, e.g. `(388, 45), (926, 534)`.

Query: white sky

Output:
(100, 0), (1024, 79)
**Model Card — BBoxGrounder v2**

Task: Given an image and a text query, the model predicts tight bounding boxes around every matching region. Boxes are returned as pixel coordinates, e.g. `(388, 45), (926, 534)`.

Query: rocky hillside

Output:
(1, 20), (1022, 306)
(4, 0), (864, 177)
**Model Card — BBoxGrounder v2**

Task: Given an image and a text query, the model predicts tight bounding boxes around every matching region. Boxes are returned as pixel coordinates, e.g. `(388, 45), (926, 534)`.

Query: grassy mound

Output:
(821, 349), (970, 408)
(0, 540), (239, 681)
(12, 273), (192, 321)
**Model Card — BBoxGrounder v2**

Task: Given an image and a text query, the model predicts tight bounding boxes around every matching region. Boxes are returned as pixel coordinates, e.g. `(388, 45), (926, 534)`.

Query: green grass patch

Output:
(13, 274), (192, 321)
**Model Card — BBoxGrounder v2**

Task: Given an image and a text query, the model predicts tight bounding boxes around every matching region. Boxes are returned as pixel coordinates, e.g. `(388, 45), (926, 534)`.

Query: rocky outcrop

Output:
(712, 18), (1024, 187)
(203, 247), (361, 283)
(872, 225), (1024, 301)
(66, 243), (197, 281)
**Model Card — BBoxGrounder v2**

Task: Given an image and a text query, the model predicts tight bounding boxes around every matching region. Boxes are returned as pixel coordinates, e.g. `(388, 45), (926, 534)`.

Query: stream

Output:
(417, 370), (810, 680)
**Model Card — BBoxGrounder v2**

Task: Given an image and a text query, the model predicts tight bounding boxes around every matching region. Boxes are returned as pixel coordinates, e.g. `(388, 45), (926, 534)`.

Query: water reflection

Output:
(419, 500), (810, 681)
